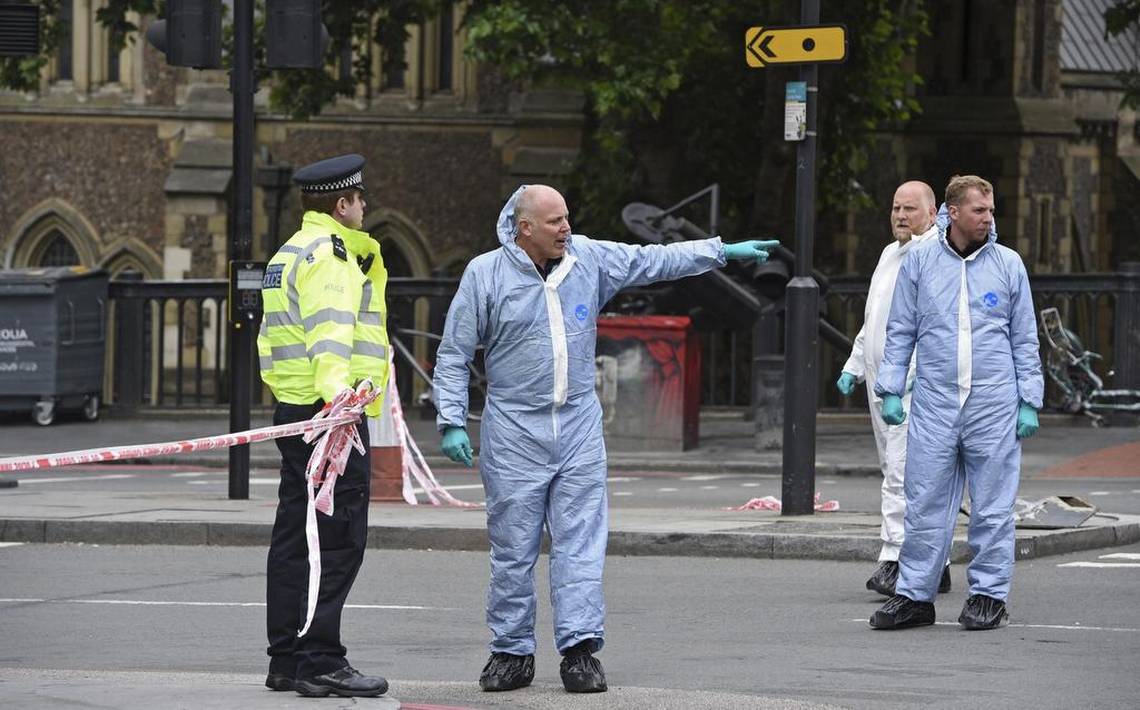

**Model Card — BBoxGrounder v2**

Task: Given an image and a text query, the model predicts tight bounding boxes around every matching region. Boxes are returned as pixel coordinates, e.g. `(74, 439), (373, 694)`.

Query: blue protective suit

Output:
(875, 226), (1043, 602)
(433, 187), (725, 655)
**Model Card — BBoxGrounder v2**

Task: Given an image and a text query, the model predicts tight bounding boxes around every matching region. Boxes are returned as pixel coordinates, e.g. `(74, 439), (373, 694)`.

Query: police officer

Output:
(258, 154), (391, 698)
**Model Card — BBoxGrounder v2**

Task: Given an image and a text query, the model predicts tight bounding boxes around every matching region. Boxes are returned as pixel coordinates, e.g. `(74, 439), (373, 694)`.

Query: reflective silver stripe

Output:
(278, 245), (303, 254)
(308, 340), (352, 359)
(302, 307), (355, 330)
(263, 311), (296, 327)
(286, 237), (333, 320)
(353, 341), (388, 359)
(358, 312), (383, 326)
(271, 343), (308, 361)
(259, 356), (273, 371)
(360, 281), (373, 313)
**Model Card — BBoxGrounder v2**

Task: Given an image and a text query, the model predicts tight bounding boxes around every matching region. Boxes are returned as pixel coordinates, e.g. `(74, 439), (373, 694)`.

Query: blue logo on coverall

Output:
(575, 304), (589, 321)
(983, 292), (999, 308)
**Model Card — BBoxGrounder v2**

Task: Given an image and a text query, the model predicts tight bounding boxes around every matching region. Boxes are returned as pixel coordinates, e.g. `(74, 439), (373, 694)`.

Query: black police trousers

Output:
(266, 401), (371, 679)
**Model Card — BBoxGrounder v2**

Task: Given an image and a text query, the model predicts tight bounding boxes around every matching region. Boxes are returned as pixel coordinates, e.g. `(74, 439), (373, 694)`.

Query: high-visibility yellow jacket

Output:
(257, 211), (390, 416)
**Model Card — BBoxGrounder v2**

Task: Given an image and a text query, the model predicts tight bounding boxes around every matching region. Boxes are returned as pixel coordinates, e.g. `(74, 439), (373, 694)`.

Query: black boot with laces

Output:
(560, 641), (607, 693)
(479, 652), (534, 692)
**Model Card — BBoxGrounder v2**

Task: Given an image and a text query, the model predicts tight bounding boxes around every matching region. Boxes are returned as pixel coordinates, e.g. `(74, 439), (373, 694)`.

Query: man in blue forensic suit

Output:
(869, 175), (1043, 632)
(433, 184), (777, 692)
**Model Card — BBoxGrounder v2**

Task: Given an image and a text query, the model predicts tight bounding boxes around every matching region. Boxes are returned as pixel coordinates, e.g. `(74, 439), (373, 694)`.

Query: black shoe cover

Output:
(866, 561), (899, 597)
(479, 652), (535, 692)
(958, 594), (1009, 630)
(295, 666), (387, 698)
(938, 565), (952, 594)
(560, 642), (607, 693)
(869, 594), (936, 630)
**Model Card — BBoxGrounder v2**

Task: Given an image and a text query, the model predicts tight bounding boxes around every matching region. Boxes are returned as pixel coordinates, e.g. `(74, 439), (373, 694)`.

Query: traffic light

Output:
(145, 0), (222, 69)
(265, 0), (329, 69)
(0, 2), (39, 57)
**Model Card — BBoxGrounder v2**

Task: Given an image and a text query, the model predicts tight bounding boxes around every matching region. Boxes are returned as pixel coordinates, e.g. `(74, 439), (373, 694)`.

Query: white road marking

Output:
(16, 474), (135, 484)
(607, 477), (639, 483)
(1100, 553), (1140, 560)
(189, 478), (280, 486)
(1087, 491), (1111, 496)
(1057, 562), (1140, 568)
(657, 487), (679, 493)
(850, 618), (1140, 633)
(699, 485), (719, 490)
(0, 598), (454, 611)
(682, 474), (735, 482)
(0, 542), (24, 548)
(170, 472), (213, 478)
(741, 483), (760, 488)
(612, 491), (633, 497)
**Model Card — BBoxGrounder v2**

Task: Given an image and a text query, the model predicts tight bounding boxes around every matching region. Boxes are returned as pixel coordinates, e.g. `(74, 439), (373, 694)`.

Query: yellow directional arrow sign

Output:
(745, 25), (847, 68)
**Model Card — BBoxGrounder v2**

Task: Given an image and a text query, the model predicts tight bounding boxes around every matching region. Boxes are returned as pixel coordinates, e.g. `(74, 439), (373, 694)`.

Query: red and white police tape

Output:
(0, 374), (477, 637)
(726, 492), (840, 512)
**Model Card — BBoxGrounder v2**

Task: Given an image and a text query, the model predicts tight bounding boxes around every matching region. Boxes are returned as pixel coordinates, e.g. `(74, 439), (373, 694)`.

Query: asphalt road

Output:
(6, 464), (1140, 517)
(2, 541), (1139, 709)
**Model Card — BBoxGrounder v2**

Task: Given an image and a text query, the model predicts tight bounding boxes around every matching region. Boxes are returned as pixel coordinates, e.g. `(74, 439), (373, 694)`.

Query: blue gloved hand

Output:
(836, 372), (858, 396)
(724, 239), (780, 264)
(441, 426), (474, 467)
(1016, 401), (1039, 439)
(880, 394), (906, 425)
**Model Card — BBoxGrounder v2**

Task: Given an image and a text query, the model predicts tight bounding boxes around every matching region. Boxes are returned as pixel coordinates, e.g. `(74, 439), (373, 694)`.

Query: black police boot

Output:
(958, 593), (1010, 630)
(265, 672), (295, 692)
(294, 666), (387, 698)
(938, 565), (952, 594)
(869, 594), (936, 630)
(265, 659), (296, 691)
(865, 561), (899, 597)
(479, 652), (535, 692)
(560, 641), (607, 693)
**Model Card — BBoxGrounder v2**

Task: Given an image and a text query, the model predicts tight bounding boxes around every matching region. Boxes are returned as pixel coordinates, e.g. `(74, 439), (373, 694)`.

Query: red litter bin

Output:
(595, 315), (700, 451)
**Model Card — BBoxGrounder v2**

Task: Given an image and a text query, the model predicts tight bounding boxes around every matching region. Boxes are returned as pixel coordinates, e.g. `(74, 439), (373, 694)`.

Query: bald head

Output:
(514, 184), (571, 267)
(890, 181), (937, 243)
(515, 184), (564, 234)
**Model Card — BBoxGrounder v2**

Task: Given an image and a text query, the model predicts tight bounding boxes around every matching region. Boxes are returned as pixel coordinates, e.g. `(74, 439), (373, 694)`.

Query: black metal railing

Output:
(822, 264), (1140, 411)
(106, 264), (1140, 414)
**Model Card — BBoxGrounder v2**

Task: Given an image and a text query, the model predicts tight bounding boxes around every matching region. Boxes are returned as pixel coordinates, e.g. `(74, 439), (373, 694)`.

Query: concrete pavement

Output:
(2, 409), (1139, 561)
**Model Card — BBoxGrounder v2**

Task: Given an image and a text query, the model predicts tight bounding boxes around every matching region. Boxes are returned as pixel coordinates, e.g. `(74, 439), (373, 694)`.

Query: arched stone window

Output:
(4, 200), (100, 269)
(30, 229), (81, 267)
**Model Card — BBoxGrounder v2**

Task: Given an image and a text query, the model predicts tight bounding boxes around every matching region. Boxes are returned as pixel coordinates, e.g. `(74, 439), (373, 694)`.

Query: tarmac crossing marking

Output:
(1099, 553), (1140, 560)
(0, 598), (456, 611)
(1057, 562), (1140, 568)
(851, 619), (1140, 633)
(14, 474), (135, 484)
(0, 542), (24, 548)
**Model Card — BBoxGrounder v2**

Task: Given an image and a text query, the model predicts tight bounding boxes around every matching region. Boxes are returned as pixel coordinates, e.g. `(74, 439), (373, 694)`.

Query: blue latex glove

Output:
(1016, 402), (1039, 439)
(836, 372), (858, 396)
(880, 394), (906, 425)
(441, 426), (474, 467)
(724, 239), (779, 264)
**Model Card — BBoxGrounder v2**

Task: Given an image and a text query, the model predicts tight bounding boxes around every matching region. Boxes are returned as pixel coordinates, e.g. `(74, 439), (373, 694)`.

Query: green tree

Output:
(462, 0), (928, 250)
(1104, 0), (1140, 108)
